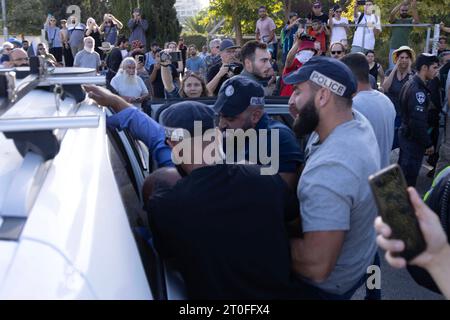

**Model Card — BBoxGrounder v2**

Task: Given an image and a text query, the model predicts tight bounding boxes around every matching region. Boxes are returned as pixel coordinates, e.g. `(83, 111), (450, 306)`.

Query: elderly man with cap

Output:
(206, 38), (242, 96)
(215, 76), (303, 189)
(284, 56), (381, 299)
(83, 85), (173, 168)
(145, 100), (306, 299)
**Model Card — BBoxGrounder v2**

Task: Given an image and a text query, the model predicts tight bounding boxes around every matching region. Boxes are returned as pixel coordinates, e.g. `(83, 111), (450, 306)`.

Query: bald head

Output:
(142, 167), (182, 203)
(10, 48), (29, 67)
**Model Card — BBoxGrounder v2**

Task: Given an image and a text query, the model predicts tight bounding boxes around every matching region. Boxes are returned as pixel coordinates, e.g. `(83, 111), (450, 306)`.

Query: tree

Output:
(7, 0), (44, 35)
(208, 0), (284, 45)
(183, 10), (212, 35)
(142, 0), (182, 45)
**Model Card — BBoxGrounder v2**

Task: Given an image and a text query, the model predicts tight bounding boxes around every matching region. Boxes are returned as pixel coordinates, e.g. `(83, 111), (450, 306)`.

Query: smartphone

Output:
(368, 164), (426, 261)
(170, 51), (182, 62)
(137, 55), (145, 64)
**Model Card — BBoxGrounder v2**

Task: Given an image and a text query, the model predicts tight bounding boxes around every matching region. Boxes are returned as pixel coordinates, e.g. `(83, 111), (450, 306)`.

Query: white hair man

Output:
(204, 38), (221, 70)
(110, 57), (149, 109)
(0, 42), (14, 65)
(73, 36), (101, 71)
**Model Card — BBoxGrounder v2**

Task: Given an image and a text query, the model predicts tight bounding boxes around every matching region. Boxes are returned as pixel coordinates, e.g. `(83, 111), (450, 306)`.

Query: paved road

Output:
(352, 150), (444, 300)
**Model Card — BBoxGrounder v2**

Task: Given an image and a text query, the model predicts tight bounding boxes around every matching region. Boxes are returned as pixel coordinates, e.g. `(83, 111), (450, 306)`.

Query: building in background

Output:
(175, 0), (209, 25)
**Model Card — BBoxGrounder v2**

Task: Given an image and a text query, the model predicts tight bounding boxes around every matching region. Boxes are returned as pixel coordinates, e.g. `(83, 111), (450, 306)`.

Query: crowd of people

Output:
(1, 1), (450, 300)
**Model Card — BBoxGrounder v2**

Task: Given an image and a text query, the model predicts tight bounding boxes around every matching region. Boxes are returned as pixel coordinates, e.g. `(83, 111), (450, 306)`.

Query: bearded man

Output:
(73, 36), (101, 71)
(284, 56), (381, 300)
(110, 57), (149, 109)
(239, 40), (275, 96)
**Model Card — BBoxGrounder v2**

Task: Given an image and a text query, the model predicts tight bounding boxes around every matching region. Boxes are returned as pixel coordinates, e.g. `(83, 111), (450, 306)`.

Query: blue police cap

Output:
(219, 39), (240, 52)
(8, 38), (22, 47)
(161, 101), (215, 138)
(214, 76), (265, 117)
(283, 56), (357, 99)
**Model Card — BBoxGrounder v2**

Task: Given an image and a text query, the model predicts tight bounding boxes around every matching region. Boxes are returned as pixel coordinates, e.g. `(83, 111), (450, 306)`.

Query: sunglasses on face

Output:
(331, 51), (342, 54)
(335, 10), (342, 13)
(313, 5), (321, 9)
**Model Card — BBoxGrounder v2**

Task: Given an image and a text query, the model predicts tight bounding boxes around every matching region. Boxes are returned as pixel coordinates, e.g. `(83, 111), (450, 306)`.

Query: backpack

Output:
(407, 166), (450, 294)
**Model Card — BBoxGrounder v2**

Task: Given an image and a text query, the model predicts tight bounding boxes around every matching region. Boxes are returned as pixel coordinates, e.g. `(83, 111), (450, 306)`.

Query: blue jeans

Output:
(392, 115), (402, 150)
(398, 131), (425, 186)
(296, 252), (381, 300)
(389, 48), (396, 70)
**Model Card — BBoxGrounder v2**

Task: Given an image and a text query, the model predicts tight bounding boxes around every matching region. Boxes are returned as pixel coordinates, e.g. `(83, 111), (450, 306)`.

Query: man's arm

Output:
(161, 61), (176, 93)
(149, 65), (158, 83)
(111, 15), (124, 29)
(389, 1), (403, 23)
(127, 19), (136, 30)
(73, 52), (80, 67)
(140, 19), (149, 31)
(255, 23), (261, 41)
(353, 1), (360, 20)
(410, 0), (420, 23)
(291, 231), (345, 282)
(84, 85), (173, 167)
(285, 38), (300, 69)
(206, 65), (229, 94)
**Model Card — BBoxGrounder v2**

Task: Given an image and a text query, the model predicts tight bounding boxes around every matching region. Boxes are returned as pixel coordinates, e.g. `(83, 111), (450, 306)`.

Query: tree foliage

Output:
(207, 0), (284, 44)
(5, 0), (182, 45)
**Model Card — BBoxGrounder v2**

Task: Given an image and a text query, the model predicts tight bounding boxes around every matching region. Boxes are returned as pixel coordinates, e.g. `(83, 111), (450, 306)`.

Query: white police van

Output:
(0, 63), (156, 299)
(0, 61), (295, 300)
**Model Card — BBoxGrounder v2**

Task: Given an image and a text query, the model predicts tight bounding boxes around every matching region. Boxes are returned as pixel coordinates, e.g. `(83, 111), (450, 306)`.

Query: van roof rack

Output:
(0, 62), (106, 229)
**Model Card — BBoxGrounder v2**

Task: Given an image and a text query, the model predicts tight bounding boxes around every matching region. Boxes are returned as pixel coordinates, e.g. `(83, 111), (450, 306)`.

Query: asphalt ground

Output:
(351, 149), (444, 300)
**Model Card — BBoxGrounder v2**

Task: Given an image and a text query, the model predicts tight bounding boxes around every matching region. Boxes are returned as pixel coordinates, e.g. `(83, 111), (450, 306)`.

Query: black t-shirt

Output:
(307, 12), (329, 25)
(206, 62), (232, 95)
(149, 64), (177, 99)
(147, 164), (305, 299)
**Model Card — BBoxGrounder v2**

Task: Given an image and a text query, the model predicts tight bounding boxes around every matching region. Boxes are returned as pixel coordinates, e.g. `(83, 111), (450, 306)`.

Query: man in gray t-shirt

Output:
(73, 37), (101, 71)
(342, 53), (396, 169)
(284, 56), (380, 299)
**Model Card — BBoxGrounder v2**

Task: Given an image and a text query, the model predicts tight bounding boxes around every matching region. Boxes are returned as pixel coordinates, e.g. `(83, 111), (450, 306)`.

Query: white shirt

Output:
(352, 13), (381, 50)
(330, 17), (349, 44)
(110, 73), (149, 108)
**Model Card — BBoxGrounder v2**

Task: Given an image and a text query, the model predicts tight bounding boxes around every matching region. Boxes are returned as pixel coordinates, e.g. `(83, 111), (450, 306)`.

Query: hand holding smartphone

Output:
(369, 164), (426, 261)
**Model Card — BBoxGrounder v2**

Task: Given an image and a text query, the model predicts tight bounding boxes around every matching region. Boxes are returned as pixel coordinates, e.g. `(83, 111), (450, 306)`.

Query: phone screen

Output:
(170, 52), (182, 62)
(369, 164), (426, 260)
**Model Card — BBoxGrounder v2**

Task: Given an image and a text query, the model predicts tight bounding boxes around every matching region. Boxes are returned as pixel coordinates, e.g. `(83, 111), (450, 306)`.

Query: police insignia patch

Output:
(225, 85), (234, 97)
(416, 92), (426, 104)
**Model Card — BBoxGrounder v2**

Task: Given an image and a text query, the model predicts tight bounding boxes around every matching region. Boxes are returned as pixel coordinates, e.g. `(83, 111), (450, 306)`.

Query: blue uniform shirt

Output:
(253, 113), (304, 173)
(107, 107), (173, 167)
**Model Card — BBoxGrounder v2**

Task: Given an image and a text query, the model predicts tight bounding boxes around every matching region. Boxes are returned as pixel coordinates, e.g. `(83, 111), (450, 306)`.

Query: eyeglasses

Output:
(331, 51), (343, 54)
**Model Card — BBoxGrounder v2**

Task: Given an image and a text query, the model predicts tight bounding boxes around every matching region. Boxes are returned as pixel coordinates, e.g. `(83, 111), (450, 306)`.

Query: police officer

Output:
(214, 76), (303, 189)
(398, 53), (440, 186)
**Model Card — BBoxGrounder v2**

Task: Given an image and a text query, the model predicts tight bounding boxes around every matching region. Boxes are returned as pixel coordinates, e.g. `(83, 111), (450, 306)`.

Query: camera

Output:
(227, 63), (243, 75)
(297, 31), (316, 42)
(160, 51), (182, 63)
